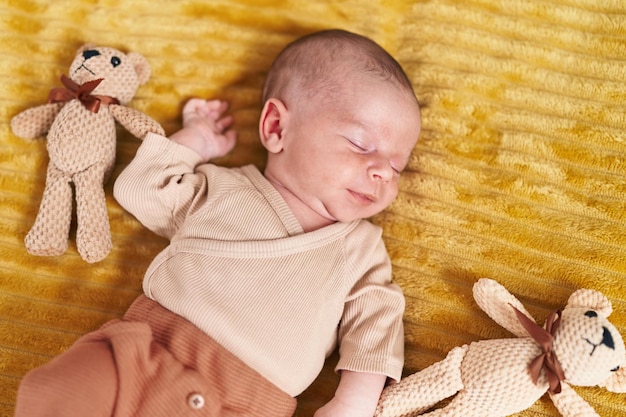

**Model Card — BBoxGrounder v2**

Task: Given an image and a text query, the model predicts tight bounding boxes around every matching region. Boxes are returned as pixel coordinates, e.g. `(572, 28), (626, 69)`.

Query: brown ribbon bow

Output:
(48, 75), (119, 113)
(512, 305), (566, 394)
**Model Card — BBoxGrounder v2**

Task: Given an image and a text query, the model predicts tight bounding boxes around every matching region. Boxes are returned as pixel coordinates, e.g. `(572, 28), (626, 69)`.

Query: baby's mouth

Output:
(349, 189), (375, 205)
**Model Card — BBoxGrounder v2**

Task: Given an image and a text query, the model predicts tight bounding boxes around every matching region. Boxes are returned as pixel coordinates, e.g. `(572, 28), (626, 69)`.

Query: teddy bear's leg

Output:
(418, 394), (486, 417)
(25, 164), (72, 257)
(73, 165), (111, 263)
(375, 345), (467, 417)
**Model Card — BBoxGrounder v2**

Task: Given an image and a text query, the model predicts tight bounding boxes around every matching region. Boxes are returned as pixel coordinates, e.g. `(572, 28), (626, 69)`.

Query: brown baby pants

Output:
(14, 295), (297, 417)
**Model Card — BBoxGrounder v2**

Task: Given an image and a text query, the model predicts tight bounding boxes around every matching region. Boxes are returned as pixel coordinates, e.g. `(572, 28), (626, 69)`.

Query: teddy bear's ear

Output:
(76, 43), (96, 54)
(598, 366), (626, 393)
(127, 52), (151, 85)
(566, 289), (612, 316)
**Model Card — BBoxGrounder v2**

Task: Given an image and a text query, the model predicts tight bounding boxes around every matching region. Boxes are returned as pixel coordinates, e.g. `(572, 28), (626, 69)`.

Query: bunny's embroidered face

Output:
(554, 293), (625, 387)
(68, 45), (151, 104)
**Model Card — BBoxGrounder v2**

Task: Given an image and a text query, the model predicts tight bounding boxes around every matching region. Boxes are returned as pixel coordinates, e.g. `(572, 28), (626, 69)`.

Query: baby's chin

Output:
(327, 208), (383, 224)
(315, 197), (387, 225)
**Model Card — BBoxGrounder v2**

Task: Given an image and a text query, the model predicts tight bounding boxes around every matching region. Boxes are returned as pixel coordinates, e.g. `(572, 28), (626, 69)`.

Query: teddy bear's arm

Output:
(10, 102), (64, 139)
(599, 367), (626, 393)
(473, 278), (535, 338)
(109, 104), (164, 139)
(549, 383), (600, 417)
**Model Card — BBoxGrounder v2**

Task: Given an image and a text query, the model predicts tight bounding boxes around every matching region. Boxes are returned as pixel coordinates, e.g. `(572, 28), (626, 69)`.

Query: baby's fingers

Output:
(182, 98), (208, 115)
(182, 99), (227, 119)
(194, 99), (228, 118)
(215, 115), (234, 132)
(205, 100), (230, 121)
(211, 128), (237, 159)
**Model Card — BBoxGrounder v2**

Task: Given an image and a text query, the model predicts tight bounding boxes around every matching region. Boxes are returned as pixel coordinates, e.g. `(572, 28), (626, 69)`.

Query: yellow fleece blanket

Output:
(1, 1), (625, 416)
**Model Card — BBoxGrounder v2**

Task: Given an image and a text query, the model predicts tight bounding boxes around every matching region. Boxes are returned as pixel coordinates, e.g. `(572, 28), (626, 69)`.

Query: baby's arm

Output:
(314, 371), (387, 417)
(170, 98), (237, 161)
(113, 98), (236, 237)
(318, 227), (405, 417)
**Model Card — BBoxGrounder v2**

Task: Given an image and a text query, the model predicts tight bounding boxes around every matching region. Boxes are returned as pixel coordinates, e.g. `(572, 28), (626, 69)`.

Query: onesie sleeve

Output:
(335, 227), (405, 382)
(113, 132), (208, 239)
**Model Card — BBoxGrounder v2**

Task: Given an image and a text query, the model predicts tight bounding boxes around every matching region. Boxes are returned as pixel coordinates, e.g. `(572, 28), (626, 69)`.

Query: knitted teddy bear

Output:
(11, 45), (164, 263)
(375, 278), (626, 417)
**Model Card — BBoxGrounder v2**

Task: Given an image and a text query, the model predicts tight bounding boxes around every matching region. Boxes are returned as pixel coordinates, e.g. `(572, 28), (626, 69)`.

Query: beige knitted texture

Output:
(376, 345), (467, 417)
(566, 289), (613, 316)
(548, 384), (600, 417)
(472, 277), (535, 338)
(553, 310), (625, 388)
(374, 281), (626, 417)
(23, 164), (73, 257)
(47, 102), (116, 174)
(376, 339), (548, 417)
(109, 105), (165, 140)
(9, 103), (64, 139)
(10, 45), (163, 263)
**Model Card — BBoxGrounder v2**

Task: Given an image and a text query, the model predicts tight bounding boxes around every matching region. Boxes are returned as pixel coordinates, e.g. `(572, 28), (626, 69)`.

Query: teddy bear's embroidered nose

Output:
(586, 327), (615, 356)
(602, 327), (615, 350)
(82, 49), (100, 60)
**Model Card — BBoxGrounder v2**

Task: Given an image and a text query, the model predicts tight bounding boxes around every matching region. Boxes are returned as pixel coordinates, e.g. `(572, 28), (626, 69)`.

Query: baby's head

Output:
(259, 29), (421, 230)
(262, 29), (417, 107)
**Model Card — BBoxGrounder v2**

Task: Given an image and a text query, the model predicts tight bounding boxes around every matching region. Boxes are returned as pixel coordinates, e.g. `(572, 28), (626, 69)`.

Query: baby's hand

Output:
(314, 371), (386, 417)
(170, 98), (237, 161)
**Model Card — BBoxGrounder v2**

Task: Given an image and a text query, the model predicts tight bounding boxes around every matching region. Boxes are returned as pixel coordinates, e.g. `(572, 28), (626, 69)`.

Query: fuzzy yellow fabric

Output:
(1, 1), (625, 416)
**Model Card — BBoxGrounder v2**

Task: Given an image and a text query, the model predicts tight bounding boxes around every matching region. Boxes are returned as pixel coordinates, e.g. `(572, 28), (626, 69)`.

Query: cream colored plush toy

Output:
(376, 278), (626, 417)
(11, 45), (164, 263)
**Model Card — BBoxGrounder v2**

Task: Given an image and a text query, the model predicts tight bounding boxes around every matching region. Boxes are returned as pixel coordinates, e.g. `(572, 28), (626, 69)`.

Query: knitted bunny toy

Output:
(11, 45), (164, 263)
(376, 278), (626, 417)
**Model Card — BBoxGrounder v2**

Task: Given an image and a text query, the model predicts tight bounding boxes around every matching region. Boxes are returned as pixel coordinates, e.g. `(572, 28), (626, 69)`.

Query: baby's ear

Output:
(258, 98), (289, 154)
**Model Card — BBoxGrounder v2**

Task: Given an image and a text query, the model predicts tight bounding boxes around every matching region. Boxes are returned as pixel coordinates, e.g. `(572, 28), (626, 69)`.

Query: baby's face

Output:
(271, 76), (421, 225)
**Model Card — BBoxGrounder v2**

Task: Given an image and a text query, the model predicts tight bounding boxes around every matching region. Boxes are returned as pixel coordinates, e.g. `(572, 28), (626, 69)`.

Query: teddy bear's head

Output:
(68, 44), (151, 105)
(553, 288), (625, 388)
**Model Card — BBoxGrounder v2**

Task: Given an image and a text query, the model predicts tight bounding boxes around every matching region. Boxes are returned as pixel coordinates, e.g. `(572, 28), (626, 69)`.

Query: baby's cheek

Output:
(387, 183), (400, 202)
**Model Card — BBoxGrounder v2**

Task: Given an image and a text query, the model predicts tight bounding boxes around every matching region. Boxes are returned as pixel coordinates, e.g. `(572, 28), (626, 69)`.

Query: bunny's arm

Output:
(473, 278), (535, 338)
(10, 102), (64, 139)
(549, 383), (599, 417)
(109, 104), (165, 139)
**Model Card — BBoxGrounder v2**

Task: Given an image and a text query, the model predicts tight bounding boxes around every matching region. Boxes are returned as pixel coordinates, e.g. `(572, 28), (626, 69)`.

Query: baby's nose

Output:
(369, 160), (393, 182)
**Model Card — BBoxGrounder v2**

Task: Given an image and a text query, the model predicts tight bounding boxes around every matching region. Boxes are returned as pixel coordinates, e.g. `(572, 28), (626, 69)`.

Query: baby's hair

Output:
(262, 29), (416, 105)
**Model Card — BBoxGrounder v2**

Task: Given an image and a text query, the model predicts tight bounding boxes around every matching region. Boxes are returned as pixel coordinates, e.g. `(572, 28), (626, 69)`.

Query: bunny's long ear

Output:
(473, 278), (535, 338)
(599, 367), (626, 393)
